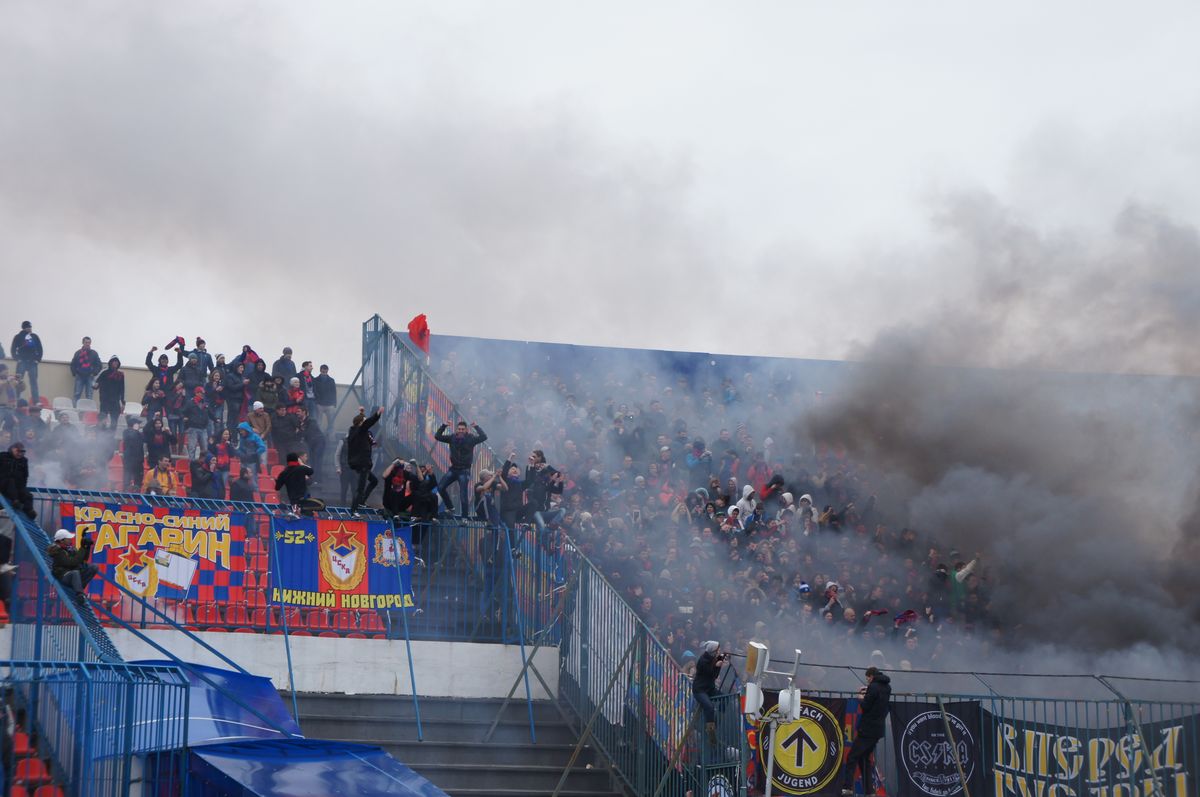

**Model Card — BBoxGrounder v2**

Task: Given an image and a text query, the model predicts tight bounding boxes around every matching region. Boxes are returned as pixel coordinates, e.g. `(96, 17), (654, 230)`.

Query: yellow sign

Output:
(759, 699), (844, 795)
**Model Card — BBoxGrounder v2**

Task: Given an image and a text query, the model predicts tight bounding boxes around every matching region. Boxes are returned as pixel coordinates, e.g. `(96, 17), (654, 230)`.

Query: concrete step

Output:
(415, 762), (615, 793)
(291, 694), (562, 723)
(299, 716), (580, 745)
(376, 740), (600, 768)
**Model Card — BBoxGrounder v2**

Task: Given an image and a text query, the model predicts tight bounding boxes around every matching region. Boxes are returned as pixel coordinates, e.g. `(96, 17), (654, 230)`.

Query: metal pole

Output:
(651, 708), (701, 797)
(1095, 676), (1166, 797)
(502, 523), (537, 743)
(936, 697), (972, 797)
(267, 514), (301, 724)
(552, 635), (639, 797)
(390, 520), (424, 742)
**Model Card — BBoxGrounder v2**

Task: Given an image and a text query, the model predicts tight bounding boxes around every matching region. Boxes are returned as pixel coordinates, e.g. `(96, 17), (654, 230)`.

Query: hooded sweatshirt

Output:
(236, 421), (267, 462)
(735, 484), (756, 518)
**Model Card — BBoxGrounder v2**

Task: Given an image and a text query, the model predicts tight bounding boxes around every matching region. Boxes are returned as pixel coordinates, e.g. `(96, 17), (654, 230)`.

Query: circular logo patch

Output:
(708, 773), (734, 797)
(900, 710), (976, 796)
(758, 699), (843, 794)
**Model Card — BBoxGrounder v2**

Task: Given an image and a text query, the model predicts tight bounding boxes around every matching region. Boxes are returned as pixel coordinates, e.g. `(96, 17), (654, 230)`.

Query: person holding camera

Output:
(693, 640), (727, 745)
(48, 529), (97, 598)
(524, 449), (565, 534)
(433, 420), (487, 518)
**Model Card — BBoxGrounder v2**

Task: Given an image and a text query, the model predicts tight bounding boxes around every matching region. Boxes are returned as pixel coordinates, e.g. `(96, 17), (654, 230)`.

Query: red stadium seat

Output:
(244, 537), (261, 556)
(250, 609), (269, 628)
(331, 611), (357, 632)
(318, 631), (338, 638)
(306, 609), (329, 629)
(360, 613), (385, 633)
(15, 757), (51, 785)
(12, 787), (29, 797)
(290, 629), (313, 636)
(244, 571), (258, 590)
(195, 603), (222, 626)
(175, 459), (189, 473)
(226, 605), (251, 626)
(346, 632), (366, 639)
(267, 448), (280, 467)
(233, 628), (255, 634)
(13, 731), (33, 757)
(207, 627), (229, 633)
(82, 411), (99, 426)
(34, 787), (65, 797)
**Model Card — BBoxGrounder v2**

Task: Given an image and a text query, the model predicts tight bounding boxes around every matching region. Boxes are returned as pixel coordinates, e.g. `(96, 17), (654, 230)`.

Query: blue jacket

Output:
(236, 422), (267, 462)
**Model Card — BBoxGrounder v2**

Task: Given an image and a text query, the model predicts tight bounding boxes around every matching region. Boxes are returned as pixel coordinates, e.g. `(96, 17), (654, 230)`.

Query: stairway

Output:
(291, 693), (626, 797)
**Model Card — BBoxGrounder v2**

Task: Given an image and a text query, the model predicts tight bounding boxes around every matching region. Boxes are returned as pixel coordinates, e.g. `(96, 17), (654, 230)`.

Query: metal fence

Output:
(3, 660), (190, 797)
(26, 487), (564, 645)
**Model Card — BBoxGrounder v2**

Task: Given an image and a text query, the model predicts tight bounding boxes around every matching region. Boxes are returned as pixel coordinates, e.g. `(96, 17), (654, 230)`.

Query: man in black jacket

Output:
(10, 322), (43, 403)
(275, 453), (319, 518)
(313, 365), (337, 434)
(0, 442), (33, 518)
(842, 667), (891, 796)
(524, 449), (564, 533)
(433, 421), (487, 518)
(347, 406), (382, 517)
(692, 640), (726, 745)
(69, 336), (103, 405)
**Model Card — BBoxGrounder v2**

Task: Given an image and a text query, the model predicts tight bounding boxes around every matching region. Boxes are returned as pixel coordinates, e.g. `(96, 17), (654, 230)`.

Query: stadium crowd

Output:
(434, 351), (998, 672)
(0, 325), (342, 505)
(1, 320), (998, 670)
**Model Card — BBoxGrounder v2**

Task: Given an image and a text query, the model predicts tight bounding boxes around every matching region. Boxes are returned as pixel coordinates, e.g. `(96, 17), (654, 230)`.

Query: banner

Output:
(61, 502), (247, 602)
(987, 708), (1197, 797)
(751, 691), (849, 796)
(270, 518), (414, 610)
(890, 701), (985, 797)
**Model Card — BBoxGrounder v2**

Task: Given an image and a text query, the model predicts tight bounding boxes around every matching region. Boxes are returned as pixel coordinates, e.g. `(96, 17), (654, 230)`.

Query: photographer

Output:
(524, 449), (565, 534)
(693, 640), (727, 745)
(48, 529), (97, 598)
(473, 468), (505, 525)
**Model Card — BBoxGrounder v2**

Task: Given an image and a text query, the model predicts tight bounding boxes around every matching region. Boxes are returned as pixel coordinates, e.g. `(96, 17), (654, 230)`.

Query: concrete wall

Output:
(0, 622), (557, 697)
(9, 359), (363, 434)
(109, 627), (557, 698)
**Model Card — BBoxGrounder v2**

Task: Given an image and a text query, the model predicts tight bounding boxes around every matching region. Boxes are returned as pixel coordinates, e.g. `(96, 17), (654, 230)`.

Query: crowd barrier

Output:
(25, 487), (566, 646)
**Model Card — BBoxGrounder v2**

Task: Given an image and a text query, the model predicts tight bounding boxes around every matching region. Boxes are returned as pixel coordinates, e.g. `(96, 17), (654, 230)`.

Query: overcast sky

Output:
(2, 1), (1198, 376)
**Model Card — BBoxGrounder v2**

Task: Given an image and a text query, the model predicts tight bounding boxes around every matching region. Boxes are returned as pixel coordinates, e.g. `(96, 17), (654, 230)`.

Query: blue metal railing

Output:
(27, 487), (564, 646)
(2, 659), (190, 797)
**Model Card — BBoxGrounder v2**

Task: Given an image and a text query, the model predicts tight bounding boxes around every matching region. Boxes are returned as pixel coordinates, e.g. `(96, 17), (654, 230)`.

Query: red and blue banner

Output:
(269, 519), (415, 610)
(60, 502), (247, 603)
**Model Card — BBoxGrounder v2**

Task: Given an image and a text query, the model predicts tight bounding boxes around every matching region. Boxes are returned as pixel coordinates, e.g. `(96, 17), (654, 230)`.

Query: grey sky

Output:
(2, 1), (1198, 374)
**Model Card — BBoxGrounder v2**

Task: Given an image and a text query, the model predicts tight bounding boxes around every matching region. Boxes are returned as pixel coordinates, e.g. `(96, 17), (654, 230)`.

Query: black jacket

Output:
(434, 424), (487, 471)
(314, 374), (337, 406)
(0, 451), (32, 514)
(145, 350), (182, 389)
(275, 463), (314, 504)
(70, 348), (102, 379)
(189, 462), (218, 499)
(182, 400), (209, 430)
(693, 650), (720, 694)
(524, 463), (563, 513)
(272, 357), (298, 381)
(229, 475), (257, 503)
(347, 410), (381, 470)
(95, 369), (125, 413)
(122, 428), (145, 470)
(10, 331), (42, 363)
(858, 673), (892, 737)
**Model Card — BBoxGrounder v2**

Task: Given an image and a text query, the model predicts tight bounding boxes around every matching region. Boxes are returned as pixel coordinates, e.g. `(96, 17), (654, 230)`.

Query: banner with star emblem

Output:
(269, 518), (415, 610)
(60, 502), (247, 603)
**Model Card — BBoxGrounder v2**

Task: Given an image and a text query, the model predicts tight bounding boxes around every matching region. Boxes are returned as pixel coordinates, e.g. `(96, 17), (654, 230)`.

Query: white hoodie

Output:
(735, 484), (756, 518)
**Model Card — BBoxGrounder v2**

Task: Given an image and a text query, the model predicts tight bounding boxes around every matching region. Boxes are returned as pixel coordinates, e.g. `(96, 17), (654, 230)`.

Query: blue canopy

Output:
(190, 739), (448, 797)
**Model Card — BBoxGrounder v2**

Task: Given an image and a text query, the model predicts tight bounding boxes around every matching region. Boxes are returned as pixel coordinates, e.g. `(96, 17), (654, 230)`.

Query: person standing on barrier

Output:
(434, 420), (487, 518)
(48, 529), (97, 599)
(498, 457), (524, 528)
(525, 449), (565, 535)
(10, 322), (43, 404)
(842, 666), (891, 797)
(693, 640), (727, 746)
(276, 452), (322, 518)
(348, 406), (382, 518)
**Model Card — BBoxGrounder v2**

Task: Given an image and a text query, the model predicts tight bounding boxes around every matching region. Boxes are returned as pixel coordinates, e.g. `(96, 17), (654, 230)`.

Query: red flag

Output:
(407, 314), (431, 354)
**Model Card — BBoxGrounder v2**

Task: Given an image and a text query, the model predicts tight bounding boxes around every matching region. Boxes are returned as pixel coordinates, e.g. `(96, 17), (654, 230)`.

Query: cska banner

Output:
(269, 518), (415, 610)
(61, 502), (247, 602)
(889, 701), (986, 797)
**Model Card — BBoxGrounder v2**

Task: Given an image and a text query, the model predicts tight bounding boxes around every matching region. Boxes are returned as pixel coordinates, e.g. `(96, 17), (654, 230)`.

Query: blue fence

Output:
(24, 487), (564, 646)
(3, 660), (190, 797)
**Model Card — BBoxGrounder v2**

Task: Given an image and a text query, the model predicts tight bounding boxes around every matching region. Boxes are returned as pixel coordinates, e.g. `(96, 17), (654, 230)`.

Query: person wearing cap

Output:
(271, 347), (297, 382)
(841, 666), (891, 797)
(692, 640), (727, 745)
(144, 344), (183, 391)
(0, 442), (34, 517)
(178, 351), (206, 393)
(68, 336), (103, 405)
(248, 400), (272, 441)
(187, 337), (215, 377)
(48, 529), (97, 597)
(9, 322), (43, 403)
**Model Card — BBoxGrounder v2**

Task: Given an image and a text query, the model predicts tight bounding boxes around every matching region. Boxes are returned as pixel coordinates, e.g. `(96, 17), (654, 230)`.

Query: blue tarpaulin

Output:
(189, 739), (448, 797)
(129, 660), (301, 749)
